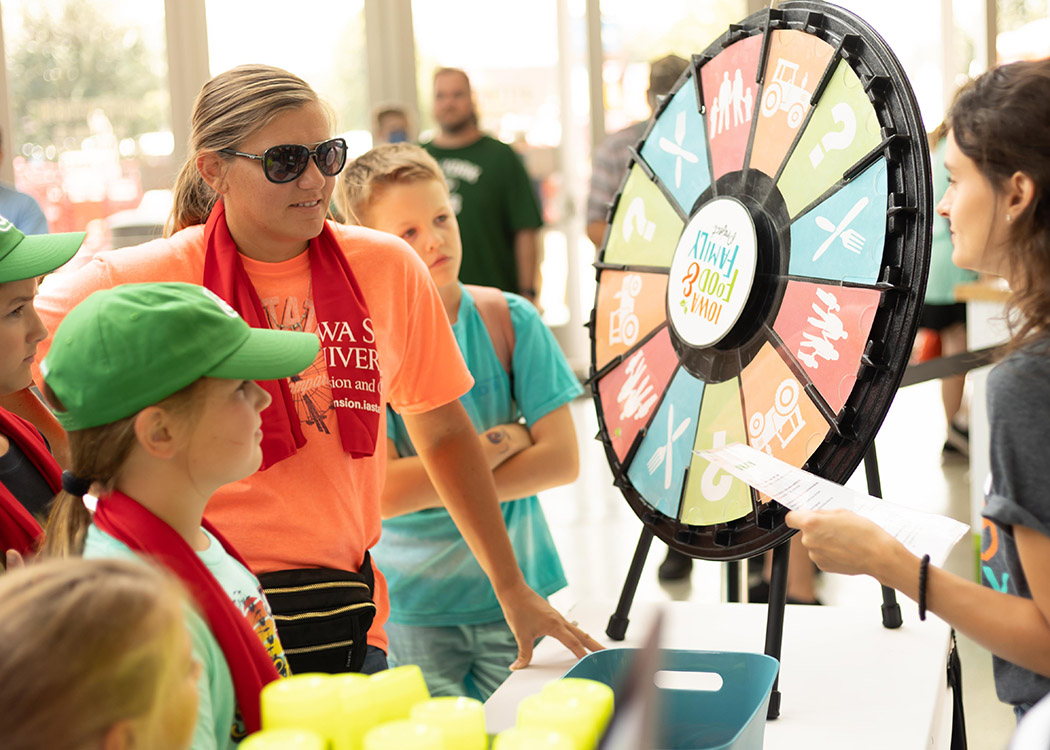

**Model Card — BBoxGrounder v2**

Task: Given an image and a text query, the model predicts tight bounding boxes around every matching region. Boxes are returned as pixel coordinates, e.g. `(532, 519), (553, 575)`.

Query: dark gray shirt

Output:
(984, 342), (1050, 707)
(0, 438), (53, 522)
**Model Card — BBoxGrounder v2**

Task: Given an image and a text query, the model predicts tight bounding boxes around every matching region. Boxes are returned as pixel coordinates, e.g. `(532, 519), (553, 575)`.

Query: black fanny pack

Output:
(258, 553), (377, 674)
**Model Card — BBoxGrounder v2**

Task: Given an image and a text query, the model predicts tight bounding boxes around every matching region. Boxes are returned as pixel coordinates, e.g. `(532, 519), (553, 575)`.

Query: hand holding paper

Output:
(695, 442), (969, 567)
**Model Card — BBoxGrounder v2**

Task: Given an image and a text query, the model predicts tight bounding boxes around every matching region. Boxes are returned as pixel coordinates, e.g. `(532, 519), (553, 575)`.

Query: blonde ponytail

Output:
(41, 414), (138, 558)
(40, 380), (205, 558)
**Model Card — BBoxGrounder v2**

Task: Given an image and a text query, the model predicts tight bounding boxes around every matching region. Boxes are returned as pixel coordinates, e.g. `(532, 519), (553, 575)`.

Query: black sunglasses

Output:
(219, 137), (348, 184)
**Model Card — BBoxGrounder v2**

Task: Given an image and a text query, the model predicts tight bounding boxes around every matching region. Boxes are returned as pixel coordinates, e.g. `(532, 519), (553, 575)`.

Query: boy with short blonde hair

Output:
(338, 143), (447, 224)
(338, 143), (583, 700)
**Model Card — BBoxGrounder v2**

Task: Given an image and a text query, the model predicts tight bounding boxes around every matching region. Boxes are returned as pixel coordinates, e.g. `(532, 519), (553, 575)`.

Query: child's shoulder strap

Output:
(465, 284), (515, 375)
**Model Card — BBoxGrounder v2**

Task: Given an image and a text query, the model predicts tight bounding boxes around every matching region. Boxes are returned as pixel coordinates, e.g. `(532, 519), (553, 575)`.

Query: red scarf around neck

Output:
(201, 200), (380, 469)
(93, 491), (279, 734)
(0, 407), (59, 556)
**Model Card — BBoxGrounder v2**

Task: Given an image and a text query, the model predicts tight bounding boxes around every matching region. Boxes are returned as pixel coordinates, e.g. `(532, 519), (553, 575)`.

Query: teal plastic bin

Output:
(562, 648), (779, 750)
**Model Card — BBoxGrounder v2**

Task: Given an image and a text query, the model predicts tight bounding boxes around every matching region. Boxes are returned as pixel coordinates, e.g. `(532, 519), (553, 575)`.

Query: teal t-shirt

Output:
(926, 138), (978, 305)
(424, 136), (543, 292)
(374, 287), (581, 626)
(83, 524), (288, 749)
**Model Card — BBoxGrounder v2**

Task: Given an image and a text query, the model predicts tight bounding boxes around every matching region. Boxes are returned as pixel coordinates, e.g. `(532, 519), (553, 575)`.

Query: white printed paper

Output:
(695, 442), (969, 566)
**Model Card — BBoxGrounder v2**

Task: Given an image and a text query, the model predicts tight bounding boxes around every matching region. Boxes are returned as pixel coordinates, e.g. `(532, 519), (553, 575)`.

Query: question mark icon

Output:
(808, 102), (857, 167)
(700, 431), (732, 502)
(622, 197), (657, 243)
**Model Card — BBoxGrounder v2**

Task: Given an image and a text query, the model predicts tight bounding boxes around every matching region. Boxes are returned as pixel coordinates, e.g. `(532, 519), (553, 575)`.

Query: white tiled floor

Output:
(539, 378), (1017, 749)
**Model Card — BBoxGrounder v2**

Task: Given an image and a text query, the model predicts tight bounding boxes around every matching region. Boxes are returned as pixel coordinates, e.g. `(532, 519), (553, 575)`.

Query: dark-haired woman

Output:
(787, 57), (1050, 719)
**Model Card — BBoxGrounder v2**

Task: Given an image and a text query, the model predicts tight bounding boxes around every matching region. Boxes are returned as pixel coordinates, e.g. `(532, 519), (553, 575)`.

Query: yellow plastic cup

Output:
(240, 728), (327, 750)
(368, 664), (430, 724)
(260, 673), (339, 742)
(492, 726), (576, 750)
(542, 678), (615, 732)
(517, 685), (613, 750)
(410, 696), (487, 750)
(332, 673), (376, 750)
(362, 719), (444, 750)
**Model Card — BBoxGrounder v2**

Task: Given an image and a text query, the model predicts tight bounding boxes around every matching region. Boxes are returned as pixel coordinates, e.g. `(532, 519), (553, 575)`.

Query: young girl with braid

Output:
(41, 282), (320, 748)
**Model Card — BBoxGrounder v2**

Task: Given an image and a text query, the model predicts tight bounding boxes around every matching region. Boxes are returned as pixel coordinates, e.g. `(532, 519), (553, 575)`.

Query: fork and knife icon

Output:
(647, 403), (692, 490)
(812, 196), (869, 261)
(658, 111), (700, 189)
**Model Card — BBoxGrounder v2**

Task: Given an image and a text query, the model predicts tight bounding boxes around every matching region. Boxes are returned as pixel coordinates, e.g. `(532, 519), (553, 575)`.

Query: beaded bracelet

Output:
(918, 553), (931, 621)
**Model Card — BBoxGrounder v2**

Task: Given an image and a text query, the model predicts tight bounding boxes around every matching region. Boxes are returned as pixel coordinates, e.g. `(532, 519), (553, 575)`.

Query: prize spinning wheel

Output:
(589, 2), (932, 565)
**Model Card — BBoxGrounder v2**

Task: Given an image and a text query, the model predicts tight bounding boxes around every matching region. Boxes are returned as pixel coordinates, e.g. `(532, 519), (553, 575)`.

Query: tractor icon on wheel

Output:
(609, 274), (644, 346)
(760, 58), (811, 129)
(748, 378), (804, 454)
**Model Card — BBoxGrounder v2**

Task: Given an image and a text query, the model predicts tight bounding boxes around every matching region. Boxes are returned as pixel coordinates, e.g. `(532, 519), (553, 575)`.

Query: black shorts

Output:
(918, 302), (967, 331)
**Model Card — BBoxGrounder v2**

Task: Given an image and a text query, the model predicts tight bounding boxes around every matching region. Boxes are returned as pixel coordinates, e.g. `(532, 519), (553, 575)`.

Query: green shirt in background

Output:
(926, 138), (978, 305)
(424, 135), (543, 292)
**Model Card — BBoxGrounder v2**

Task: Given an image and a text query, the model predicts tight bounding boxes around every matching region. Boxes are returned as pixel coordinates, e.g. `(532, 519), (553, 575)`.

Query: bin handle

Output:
(654, 670), (724, 692)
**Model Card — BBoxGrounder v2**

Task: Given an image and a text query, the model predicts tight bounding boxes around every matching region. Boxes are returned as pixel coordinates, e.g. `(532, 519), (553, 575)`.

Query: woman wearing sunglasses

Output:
(33, 64), (600, 681)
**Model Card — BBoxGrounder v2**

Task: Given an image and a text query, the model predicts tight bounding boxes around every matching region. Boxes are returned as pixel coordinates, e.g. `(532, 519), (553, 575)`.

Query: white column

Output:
(585, 0), (605, 155)
(976, 0), (998, 73)
(363, 0), (419, 127)
(940, 0), (957, 114)
(555, 0), (588, 372)
(0, 10), (14, 184)
(164, 0), (210, 179)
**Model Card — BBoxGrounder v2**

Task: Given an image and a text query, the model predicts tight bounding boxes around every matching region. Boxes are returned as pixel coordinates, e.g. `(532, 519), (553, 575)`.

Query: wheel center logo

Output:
(667, 197), (758, 347)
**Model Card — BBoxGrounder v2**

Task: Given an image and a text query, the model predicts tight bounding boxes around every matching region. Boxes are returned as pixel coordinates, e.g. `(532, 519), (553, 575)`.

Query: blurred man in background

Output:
(424, 68), (543, 304)
(0, 129), (48, 235)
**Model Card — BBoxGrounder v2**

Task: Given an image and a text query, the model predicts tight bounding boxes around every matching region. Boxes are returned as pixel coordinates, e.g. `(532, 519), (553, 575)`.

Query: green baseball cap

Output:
(41, 282), (320, 430)
(0, 214), (85, 283)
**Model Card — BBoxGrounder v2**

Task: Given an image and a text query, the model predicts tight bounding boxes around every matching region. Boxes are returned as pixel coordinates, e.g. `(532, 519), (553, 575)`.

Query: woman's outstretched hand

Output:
(785, 508), (901, 578)
(496, 580), (604, 670)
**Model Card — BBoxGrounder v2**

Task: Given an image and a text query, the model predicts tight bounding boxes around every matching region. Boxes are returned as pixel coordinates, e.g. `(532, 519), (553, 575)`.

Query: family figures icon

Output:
(710, 69), (754, 137)
(797, 288), (847, 370)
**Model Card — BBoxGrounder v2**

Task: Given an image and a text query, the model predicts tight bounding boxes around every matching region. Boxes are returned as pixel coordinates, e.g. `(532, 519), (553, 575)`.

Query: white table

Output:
(486, 600), (954, 749)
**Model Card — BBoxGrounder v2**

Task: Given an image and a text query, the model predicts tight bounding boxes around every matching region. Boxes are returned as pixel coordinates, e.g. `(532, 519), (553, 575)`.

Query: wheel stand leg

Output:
(726, 560), (741, 602)
(764, 539), (790, 719)
(864, 443), (903, 629)
(607, 527), (655, 641)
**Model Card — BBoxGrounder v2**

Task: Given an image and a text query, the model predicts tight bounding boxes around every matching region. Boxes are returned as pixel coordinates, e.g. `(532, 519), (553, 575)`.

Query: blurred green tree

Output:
(6, 0), (167, 155)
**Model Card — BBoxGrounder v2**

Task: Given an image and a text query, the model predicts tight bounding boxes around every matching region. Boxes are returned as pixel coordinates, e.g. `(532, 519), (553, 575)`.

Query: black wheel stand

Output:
(593, 0), (931, 724)
(865, 443), (903, 629)
(606, 527), (655, 642)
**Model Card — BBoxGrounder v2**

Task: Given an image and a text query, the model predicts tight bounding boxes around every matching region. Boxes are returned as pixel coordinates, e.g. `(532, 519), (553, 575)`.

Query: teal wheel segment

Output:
(788, 157), (889, 284)
(639, 74), (713, 215)
(627, 366), (705, 517)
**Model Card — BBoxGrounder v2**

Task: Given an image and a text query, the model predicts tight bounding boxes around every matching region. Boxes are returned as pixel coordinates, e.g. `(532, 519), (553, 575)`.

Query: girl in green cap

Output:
(41, 281), (320, 748)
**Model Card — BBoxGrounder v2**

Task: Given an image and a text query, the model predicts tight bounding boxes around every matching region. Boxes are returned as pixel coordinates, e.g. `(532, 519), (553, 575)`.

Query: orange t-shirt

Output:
(35, 222), (474, 651)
